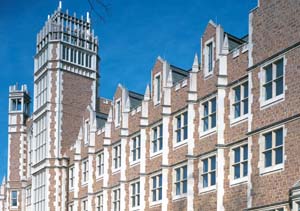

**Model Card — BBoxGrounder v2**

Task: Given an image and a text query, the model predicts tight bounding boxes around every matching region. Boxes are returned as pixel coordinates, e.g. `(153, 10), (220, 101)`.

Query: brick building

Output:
(1, 0), (300, 210)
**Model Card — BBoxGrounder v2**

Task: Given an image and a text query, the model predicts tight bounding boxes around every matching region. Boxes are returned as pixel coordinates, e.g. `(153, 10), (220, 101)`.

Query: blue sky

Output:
(0, 0), (257, 179)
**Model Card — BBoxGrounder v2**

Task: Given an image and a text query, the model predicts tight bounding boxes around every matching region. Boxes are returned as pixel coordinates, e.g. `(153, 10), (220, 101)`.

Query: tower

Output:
(31, 2), (99, 211)
(7, 84), (30, 211)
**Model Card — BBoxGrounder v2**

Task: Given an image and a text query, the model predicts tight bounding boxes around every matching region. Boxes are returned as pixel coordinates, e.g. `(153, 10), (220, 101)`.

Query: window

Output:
(115, 100), (121, 126)
(96, 194), (103, 211)
(33, 171), (46, 211)
(131, 135), (141, 163)
(69, 204), (74, 211)
(207, 42), (213, 72)
(11, 98), (22, 111)
(112, 188), (120, 211)
(262, 128), (283, 169)
(131, 181), (140, 208)
(232, 81), (248, 119)
(154, 74), (161, 104)
(174, 165), (187, 196)
(82, 159), (89, 184)
(113, 144), (121, 170)
(26, 187), (31, 206)
(11, 191), (18, 207)
(175, 112), (188, 143)
(201, 155), (216, 189)
(62, 45), (69, 61)
(202, 97), (216, 132)
(97, 152), (104, 177)
(35, 114), (47, 163)
(36, 73), (48, 109)
(84, 120), (90, 145)
(262, 58), (284, 102)
(151, 174), (162, 202)
(69, 166), (74, 189)
(232, 145), (248, 181)
(151, 124), (163, 154)
(82, 199), (88, 211)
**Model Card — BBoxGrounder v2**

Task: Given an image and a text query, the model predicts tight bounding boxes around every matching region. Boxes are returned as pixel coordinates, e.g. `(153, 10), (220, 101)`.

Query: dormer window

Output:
(204, 38), (214, 77)
(154, 73), (161, 105)
(207, 42), (213, 72)
(115, 100), (121, 126)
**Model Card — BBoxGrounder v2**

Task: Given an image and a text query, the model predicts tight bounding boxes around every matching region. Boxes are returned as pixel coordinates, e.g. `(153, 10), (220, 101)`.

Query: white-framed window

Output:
(174, 165), (187, 197)
(10, 98), (22, 112)
(11, 190), (18, 207)
(154, 73), (161, 104)
(97, 152), (104, 177)
(26, 187), (31, 206)
(175, 111), (188, 143)
(62, 45), (69, 61)
(82, 159), (89, 184)
(131, 135), (141, 164)
(33, 170), (46, 211)
(82, 198), (88, 211)
(84, 120), (90, 145)
(113, 144), (121, 170)
(151, 174), (162, 203)
(201, 97), (216, 133)
(96, 193), (103, 211)
(200, 155), (216, 192)
(35, 73), (48, 109)
(260, 127), (284, 174)
(35, 114), (47, 163)
(112, 188), (120, 211)
(115, 99), (121, 126)
(260, 57), (285, 107)
(131, 181), (140, 209)
(232, 81), (249, 121)
(69, 166), (74, 190)
(230, 144), (248, 185)
(69, 204), (74, 211)
(204, 38), (215, 76)
(151, 124), (163, 154)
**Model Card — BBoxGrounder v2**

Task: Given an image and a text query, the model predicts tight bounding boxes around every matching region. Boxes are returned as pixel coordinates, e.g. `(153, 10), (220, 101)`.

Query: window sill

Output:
(230, 115), (248, 127)
(149, 200), (162, 207)
(130, 206), (141, 211)
(150, 151), (162, 159)
(204, 71), (214, 79)
(130, 160), (140, 167)
(200, 128), (216, 139)
(172, 194), (187, 201)
(81, 182), (88, 187)
(96, 175), (104, 181)
(173, 139), (188, 149)
(69, 188), (74, 192)
(199, 185), (216, 194)
(112, 168), (121, 175)
(260, 94), (284, 110)
(260, 163), (283, 176)
(230, 177), (248, 187)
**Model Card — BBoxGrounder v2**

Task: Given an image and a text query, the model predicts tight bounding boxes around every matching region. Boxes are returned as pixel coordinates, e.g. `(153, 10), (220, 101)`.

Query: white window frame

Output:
(11, 190), (18, 208)
(230, 141), (249, 186)
(33, 170), (46, 211)
(260, 56), (286, 109)
(115, 99), (121, 127)
(35, 114), (47, 163)
(153, 72), (161, 105)
(69, 203), (74, 211)
(150, 173), (162, 206)
(96, 152), (104, 178)
(230, 80), (249, 125)
(112, 188), (120, 211)
(173, 110), (188, 148)
(250, 204), (287, 211)
(204, 38), (215, 77)
(112, 143), (121, 172)
(259, 126), (286, 175)
(26, 187), (31, 206)
(82, 198), (88, 211)
(82, 159), (89, 185)
(150, 123), (163, 157)
(200, 96), (217, 137)
(96, 193), (103, 211)
(84, 120), (90, 145)
(69, 165), (75, 191)
(173, 164), (188, 200)
(10, 98), (22, 112)
(130, 180), (140, 210)
(199, 153), (217, 193)
(130, 134), (141, 165)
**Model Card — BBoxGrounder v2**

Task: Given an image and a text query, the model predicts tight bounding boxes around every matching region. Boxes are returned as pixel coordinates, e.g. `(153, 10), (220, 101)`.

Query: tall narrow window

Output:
(115, 100), (121, 126)
(174, 165), (187, 196)
(97, 152), (104, 176)
(131, 135), (141, 163)
(113, 144), (121, 170)
(11, 98), (22, 112)
(131, 181), (140, 208)
(26, 187), (31, 206)
(154, 74), (161, 104)
(69, 166), (74, 189)
(97, 194), (103, 211)
(263, 128), (283, 168)
(201, 155), (216, 189)
(35, 114), (47, 163)
(82, 199), (88, 211)
(151, 174), (162, 202)
(33, 171), (46, 211)
(82, 159), (89, 184)
(232, 145), (248, 180)
(152, 124), (163, 154)
(11, 191), (18, 207)
(233, 82), (249, 119)
(175, 112), (188, 143)
(36, 73), (48, 109)
(207, 42), (213, 72)
(112, 189), (120, 211)
(202, 97), (216, 132)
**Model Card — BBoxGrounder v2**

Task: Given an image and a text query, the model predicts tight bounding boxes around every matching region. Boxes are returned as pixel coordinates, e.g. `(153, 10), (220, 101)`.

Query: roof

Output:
(170, 65), (189, 84)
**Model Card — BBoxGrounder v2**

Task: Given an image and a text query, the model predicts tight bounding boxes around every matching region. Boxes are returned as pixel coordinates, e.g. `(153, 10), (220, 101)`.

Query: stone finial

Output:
(144, 84), (150, 101)
(166, 70), (173, 87)
(107, 106), (113, 122)
(192, 53), (199, 72)
(58, 1), (62, 10)
(87, 12), (91, 23)
(222, 34), (229, 54)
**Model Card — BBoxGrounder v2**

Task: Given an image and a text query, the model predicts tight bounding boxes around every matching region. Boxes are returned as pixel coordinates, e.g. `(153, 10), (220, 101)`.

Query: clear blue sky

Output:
(0, 0), (257, 179)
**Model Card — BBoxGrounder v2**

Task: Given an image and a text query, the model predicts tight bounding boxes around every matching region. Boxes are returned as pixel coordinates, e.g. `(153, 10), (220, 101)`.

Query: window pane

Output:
(203, 117), (209, 131)
(158, 188), (162, 200)
(264, 151), (272, 167)
(211, 172), (216, 186)
(152, 177), (156, 189)
(244, 82), (249, 98)
(243, 145), (248, 160)
(276, 77), (283, 96)
(243, 99), (248, 115)
(176, 183), (181, 195)
(182, 180), (187, 193)
(183, 126), (188, 140)
(177, 116), (181, 129)
(211, 156), (216, 170)
(234, 103), (241, 118)
(203, 159), (208, 173)
(184, 112), (188, 125)
(211, 113), (216, 128)
(276, 59), (283, 77)
(159, 175), (162, 186)
(234, 164), (240, 179)
(203, 174), (208, 188)
(234, 86), (241, 102)
(211, 98), (216, 113)
(265, 132), (272, 149)
(265, 65), (273, 82)
(243, 161), (248, 177)
(183, 166), (187, 179)
(177, 130), (181, 143)
(234, 148), (240, 163)
(275, 128), (283, 146)
(275, 147), (283, 164)
(204, 102), (209, 116)
(265, 83), (273, 100)
(176, 169), (180, 181)
(152, 191), (156, 202)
